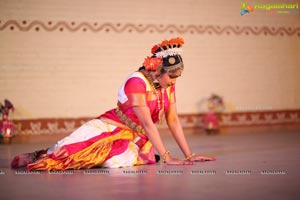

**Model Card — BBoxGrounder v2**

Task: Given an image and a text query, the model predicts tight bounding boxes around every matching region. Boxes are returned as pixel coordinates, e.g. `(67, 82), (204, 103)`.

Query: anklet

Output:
(186, 153), (196, 161)
(162, 151), (170, 163)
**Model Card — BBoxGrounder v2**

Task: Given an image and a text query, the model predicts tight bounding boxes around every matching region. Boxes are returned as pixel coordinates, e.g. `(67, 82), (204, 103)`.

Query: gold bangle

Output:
(162, 151), (170, 163)
(186, 153), (196, 161)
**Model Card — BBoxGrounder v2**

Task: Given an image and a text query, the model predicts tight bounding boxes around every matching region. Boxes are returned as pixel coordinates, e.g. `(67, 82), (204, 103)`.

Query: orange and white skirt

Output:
(27, 119), (155, 171)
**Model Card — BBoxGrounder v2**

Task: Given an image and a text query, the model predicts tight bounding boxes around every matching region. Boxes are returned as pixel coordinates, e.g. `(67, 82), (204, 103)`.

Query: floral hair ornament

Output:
(152, 37), (184, 58)
(143, 56), (163, 71)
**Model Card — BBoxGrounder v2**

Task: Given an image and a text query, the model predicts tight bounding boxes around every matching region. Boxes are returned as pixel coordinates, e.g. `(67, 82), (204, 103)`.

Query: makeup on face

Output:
(168, 70), (182, 79)
(156, 70), (182, 88)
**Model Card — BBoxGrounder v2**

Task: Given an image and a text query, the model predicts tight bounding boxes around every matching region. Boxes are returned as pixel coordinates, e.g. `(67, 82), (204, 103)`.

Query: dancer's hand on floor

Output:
(164, 157), (194, 165)
(188, 154), (216, 162)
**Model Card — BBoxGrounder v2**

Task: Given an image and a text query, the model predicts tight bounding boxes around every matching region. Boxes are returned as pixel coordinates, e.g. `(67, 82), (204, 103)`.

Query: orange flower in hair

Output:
(160, 40), (170, 48)
(143, 57), (163, 71)
(176, 37), (184, 46)
(151, 45), (160, 54)
(169, 37), (184, 47)
(169, 38), (177, 47)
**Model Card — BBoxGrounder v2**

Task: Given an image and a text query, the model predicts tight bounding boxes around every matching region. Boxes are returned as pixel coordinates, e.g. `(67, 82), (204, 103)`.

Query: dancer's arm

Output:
(132, 106), (192, 165)
(166, 103), (216, 162)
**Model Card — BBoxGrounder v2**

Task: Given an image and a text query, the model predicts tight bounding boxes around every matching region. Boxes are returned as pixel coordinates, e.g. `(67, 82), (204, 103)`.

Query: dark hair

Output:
(138, 66), (145, 71)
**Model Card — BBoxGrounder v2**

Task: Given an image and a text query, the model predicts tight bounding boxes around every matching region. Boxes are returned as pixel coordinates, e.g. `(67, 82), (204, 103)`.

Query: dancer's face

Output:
(157, 70), (182, 88)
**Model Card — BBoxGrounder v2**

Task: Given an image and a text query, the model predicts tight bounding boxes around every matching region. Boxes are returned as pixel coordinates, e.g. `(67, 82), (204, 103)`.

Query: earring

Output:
(153, 79), (160, 88)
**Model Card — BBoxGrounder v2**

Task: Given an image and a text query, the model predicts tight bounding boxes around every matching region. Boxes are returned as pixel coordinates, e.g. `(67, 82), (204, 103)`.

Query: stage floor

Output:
(0, 125), (300, 200)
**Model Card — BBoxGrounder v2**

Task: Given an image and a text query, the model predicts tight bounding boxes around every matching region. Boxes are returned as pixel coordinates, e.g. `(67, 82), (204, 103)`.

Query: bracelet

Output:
(162, 151), (170, 163)
(186, 153), (196, 161)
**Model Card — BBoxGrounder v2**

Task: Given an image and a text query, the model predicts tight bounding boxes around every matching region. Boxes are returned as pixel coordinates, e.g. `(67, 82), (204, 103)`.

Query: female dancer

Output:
(12, 37), (216, 170)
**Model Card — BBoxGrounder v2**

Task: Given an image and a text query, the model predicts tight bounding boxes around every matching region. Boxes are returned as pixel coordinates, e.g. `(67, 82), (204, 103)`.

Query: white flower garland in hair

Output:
(155, 47), (182, 58)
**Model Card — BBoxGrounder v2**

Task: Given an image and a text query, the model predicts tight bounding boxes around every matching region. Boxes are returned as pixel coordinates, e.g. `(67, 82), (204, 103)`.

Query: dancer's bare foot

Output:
(11, 149), (47, 168)
(11, 152), (35, 168)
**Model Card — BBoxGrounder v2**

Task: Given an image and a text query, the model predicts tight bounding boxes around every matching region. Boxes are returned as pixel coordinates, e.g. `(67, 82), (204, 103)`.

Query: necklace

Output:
(144, 71), (165, 123)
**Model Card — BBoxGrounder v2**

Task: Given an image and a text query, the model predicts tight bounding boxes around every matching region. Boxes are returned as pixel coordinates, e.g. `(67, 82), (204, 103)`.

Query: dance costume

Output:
(24, 72), (175, 170)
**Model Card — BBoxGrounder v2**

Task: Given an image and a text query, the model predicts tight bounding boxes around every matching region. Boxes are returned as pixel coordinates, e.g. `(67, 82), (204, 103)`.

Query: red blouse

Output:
(98, 71), (176, 126)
